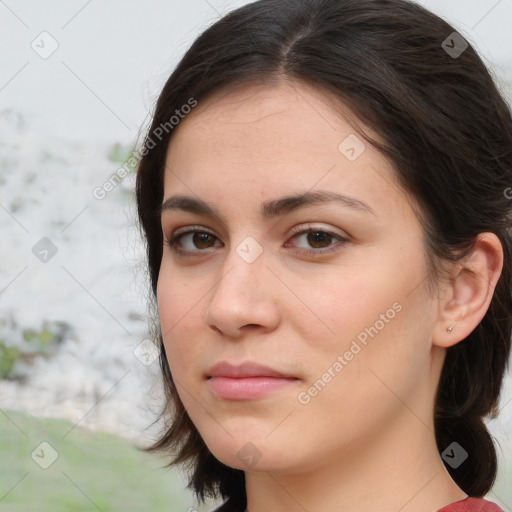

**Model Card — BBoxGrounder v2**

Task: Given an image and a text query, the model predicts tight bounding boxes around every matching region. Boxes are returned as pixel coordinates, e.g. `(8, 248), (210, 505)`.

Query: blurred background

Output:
(0, 1), (511, 511)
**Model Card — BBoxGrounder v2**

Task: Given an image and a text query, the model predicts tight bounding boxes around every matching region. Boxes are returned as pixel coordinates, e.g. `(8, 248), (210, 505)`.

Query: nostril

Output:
(209, 325), (223, 335)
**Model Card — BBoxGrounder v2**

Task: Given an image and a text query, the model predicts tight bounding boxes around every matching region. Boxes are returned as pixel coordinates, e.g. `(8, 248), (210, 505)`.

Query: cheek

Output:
(156, 267), (205, 374)
(285, 247), (432, 394)
(279, 256), (408, 352)
(291, 297), (431, 453)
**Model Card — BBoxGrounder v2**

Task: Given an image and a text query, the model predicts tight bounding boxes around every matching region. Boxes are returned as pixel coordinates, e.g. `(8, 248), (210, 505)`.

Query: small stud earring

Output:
(446, 325), (455, 333)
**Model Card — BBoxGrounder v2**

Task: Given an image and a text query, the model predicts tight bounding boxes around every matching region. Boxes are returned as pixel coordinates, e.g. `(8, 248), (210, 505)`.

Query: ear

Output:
(433, 233), (504, 348)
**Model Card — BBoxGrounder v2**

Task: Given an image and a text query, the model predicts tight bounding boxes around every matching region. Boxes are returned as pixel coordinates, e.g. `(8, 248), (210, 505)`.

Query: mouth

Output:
(207, 375), (299, 400)
(206, 360), (300, 400)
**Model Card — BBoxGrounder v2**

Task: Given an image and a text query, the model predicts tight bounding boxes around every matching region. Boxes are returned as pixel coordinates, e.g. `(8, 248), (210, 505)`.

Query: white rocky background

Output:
(0, 0), (511, 508)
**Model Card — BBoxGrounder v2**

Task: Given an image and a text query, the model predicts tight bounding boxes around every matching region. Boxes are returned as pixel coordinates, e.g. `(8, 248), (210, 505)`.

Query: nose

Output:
(204, 243), (280, 338)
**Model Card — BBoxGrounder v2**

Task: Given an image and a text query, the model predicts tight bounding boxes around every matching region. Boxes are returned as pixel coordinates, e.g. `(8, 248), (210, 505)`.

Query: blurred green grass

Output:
(0, 409), (193, 512)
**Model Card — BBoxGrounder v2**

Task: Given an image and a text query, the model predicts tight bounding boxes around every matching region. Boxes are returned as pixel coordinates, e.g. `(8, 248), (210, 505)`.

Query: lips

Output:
(206, 360), (297, 379)
(206, 361), (299, 400)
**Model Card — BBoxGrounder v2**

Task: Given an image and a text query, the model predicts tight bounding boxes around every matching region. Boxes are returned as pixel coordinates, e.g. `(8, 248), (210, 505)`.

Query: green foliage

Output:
(0, 343), (21, 379)
(0, 320), (70, 380)
(107, 142), (137, 171)
(22, 321), (67, 352)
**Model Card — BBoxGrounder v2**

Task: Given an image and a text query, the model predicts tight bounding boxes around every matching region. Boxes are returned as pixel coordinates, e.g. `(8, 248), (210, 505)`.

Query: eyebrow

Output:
(160, 190), (375, 221)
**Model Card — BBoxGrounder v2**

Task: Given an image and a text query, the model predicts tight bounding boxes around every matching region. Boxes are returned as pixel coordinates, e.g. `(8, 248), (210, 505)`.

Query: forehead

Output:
(172, 78), (362, 142)
(163, 79), (413, 220)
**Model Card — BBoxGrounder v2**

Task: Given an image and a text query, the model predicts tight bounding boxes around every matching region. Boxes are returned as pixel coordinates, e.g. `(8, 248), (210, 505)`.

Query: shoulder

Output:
(436, 497), (504, 512)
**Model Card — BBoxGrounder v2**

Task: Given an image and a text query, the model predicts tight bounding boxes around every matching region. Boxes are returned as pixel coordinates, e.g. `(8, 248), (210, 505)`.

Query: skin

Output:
(156, 78), (503, 512)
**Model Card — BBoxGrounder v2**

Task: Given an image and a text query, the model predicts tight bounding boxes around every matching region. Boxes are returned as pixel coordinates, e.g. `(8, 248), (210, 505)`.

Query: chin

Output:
(200, 431), (302, 473)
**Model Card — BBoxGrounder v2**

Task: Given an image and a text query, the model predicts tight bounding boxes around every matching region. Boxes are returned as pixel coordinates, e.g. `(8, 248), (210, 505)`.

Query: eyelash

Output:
(164, 224), (349, 257)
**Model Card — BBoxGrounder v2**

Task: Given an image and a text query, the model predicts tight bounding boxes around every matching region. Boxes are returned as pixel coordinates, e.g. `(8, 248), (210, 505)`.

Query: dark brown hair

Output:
(136, 0), (512, 506)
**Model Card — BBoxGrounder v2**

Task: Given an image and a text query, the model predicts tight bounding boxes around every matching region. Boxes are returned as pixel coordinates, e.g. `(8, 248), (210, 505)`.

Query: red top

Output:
(436, 497), (504, 512)
(212, 496), (504, 512)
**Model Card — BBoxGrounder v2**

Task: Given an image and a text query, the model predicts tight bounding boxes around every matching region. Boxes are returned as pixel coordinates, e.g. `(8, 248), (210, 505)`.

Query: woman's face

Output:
(157, 79), (444, 473)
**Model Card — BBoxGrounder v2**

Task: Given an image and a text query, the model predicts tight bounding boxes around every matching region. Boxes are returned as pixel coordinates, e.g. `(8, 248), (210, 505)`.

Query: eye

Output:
(165, 224), (349, 258)
(166, 226), (222, 255)
(285, 225), (349, 255)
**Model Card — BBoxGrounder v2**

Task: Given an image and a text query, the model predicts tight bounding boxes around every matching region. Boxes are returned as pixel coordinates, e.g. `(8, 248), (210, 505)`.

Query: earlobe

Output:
(433, 233), (503, 348)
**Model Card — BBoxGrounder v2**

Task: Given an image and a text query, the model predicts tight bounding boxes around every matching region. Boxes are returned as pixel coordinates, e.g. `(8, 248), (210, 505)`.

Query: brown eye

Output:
(307, 231), (334, 248)
(193, 232), (217, 249)
(168, 228), (222, 254)
(286, 226), (349, 256)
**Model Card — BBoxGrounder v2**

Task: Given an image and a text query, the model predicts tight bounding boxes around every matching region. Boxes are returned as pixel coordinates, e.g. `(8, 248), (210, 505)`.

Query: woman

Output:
(135, 0), (512, 511)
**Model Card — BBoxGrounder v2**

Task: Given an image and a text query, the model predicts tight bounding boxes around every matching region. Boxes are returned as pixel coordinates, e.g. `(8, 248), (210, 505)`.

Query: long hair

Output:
(136, 0), (512, 504)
